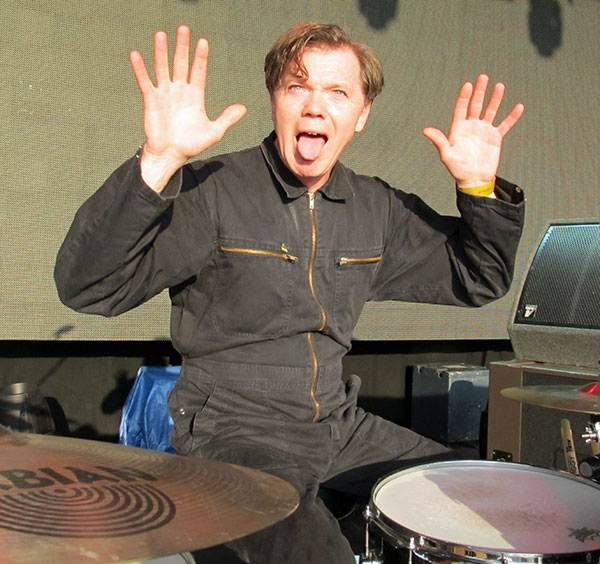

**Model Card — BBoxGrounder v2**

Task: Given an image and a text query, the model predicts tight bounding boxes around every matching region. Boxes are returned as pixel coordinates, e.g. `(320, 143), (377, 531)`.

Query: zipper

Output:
(307, 192), (326, 422)
(220, 244), (298, 262)
(338, 255), (382, 266)
(307, 194), (327, 330)
(306, 332), (320, 422)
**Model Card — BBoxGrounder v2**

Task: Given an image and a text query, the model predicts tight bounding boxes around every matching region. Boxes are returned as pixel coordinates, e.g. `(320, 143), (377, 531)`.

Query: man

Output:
(55, 23), (525, 563)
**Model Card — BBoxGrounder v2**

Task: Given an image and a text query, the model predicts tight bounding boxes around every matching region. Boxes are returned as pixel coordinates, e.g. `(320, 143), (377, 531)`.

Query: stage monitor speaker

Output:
(487, 360), (599, 470)
(508, 219), (600, 368)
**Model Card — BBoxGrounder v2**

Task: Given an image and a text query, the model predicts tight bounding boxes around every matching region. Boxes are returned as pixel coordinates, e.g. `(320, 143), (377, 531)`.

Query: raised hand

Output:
(130, 25), (247, 192)
(422, 74), (524, 189)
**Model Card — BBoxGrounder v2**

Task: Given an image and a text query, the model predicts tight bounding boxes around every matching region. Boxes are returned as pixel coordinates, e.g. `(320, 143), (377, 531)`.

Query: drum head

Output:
(371, 460), (600, 556)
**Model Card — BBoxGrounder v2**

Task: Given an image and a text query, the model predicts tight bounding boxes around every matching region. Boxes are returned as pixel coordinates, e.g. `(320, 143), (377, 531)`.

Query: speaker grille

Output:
(514, 224), (600, 329)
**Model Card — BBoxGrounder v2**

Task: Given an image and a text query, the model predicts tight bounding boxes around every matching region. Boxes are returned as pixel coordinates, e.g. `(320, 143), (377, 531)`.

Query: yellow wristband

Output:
(458, 180), (495, 197)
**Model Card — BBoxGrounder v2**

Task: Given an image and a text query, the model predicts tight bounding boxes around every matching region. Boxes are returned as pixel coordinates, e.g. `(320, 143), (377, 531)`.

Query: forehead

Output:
(285, 46), (362, 85)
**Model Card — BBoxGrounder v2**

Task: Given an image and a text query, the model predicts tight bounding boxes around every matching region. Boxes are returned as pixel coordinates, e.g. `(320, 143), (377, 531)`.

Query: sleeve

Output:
(54, 153), (215, 316)
(370, 177), (525, 307)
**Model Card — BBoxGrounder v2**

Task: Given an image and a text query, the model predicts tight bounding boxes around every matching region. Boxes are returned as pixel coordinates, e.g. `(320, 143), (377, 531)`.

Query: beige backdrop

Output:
(1, 0), (598, 341)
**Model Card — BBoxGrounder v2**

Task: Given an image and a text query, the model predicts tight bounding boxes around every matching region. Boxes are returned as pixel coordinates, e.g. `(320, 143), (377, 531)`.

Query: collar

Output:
(260, 132), (355, 202)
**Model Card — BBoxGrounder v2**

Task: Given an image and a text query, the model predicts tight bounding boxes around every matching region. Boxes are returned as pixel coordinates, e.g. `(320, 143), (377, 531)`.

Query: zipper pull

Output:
(281, 243), (298, 262)
(308, 192), (315, 210)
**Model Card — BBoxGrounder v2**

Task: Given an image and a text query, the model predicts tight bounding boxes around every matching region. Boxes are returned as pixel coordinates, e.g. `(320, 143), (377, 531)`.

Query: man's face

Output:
(270, 47), (372, 192)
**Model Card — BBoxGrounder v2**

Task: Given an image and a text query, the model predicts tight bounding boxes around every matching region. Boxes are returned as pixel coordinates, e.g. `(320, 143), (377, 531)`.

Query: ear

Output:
(355, 101), (372, 133)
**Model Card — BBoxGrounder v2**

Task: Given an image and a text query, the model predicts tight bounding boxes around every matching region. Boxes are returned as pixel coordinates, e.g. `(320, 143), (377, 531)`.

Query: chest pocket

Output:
(333, 252), (382, 333)
(211, 240), (297, 338)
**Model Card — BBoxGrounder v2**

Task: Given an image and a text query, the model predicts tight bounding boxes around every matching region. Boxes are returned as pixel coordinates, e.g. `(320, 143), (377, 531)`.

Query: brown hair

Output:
(264, 23), (384, 102)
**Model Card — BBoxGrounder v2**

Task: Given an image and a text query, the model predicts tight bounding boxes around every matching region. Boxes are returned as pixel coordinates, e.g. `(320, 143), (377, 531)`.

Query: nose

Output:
(302, 90), (326, 118)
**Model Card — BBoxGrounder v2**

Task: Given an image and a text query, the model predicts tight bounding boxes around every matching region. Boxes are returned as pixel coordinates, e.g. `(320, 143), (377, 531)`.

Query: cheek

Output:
(337, 117), (362, 138)
(272, 105), (294, 130)
(330, 106), (361, 129)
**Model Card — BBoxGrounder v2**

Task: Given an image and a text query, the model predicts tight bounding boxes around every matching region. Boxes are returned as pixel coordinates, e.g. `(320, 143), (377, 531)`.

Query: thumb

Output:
(422, 127), (449, 156)
(214, 103), (247, 136)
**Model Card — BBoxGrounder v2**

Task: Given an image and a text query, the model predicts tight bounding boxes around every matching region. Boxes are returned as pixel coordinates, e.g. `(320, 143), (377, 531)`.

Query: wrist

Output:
(139, 145), (187, 194)
(457, 179), (496, 198)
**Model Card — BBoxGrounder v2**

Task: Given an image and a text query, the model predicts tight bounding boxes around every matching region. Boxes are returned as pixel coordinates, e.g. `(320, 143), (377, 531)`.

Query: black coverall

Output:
(55, 132), (525, 563)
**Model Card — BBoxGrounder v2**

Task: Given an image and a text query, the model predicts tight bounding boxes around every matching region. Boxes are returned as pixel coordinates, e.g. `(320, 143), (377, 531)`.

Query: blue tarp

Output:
(119, 365), (181, 453)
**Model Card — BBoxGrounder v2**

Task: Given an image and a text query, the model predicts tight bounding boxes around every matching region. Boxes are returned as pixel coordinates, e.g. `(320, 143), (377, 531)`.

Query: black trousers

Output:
(169, 363), (453, 564)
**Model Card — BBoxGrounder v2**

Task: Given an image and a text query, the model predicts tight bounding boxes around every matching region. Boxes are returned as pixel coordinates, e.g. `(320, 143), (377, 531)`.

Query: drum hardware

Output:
(359, 505), (385, 564)
(579, 454), (600, 480)
(582, 417), (600, 454)
(361, 502), (441, 564)
(0, 425), (298, 564)
(0, 382), (55, 434)
(580, 415), (600, 480)
(362, 460), (600, 564)
(502, 383), (600, 471)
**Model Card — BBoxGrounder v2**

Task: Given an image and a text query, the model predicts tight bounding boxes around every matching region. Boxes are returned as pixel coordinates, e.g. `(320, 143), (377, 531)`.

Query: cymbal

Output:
(501, 381), (600, 414)
(0, 427), (298, 564)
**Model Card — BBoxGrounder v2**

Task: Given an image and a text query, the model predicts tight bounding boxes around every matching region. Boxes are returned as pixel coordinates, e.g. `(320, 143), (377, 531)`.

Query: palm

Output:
(130, 26), (246, 166)
(423, 75), (524, 188)
(142, 81), (222, 160)
(442, 118), (503, 185)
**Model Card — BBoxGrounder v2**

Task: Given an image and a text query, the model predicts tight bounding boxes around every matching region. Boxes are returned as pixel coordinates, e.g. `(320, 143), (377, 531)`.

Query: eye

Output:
(331, 89), (347, 98)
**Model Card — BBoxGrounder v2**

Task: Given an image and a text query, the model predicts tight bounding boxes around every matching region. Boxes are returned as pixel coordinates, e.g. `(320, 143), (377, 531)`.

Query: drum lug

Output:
(361, 506), (384, 564)
(358, 552), (384, 564)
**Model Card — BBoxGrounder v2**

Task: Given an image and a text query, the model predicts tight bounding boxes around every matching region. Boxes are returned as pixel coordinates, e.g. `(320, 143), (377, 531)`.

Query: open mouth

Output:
(296, 132), (328, 161)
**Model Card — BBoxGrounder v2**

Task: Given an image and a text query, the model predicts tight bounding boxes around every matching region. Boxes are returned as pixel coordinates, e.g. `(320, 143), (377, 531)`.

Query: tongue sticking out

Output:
(297, 133), (326, 161)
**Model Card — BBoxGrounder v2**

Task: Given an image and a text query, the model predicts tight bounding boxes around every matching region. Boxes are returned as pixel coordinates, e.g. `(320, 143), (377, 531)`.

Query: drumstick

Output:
(561, 418), (579, 474)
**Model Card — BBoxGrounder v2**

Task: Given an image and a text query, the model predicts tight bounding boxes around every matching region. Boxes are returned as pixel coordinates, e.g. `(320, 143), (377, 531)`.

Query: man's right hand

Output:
(130, 25), (247, 193)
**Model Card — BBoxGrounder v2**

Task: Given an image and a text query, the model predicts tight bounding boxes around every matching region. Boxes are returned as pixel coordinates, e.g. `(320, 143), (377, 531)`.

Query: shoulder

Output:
(338, 162), (410, 205)
(182, 144), (268, 191)
(187, 143), (265, 175)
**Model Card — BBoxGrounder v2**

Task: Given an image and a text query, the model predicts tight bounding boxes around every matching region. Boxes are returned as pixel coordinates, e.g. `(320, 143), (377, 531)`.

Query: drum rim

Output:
(367, 459), (600, 563)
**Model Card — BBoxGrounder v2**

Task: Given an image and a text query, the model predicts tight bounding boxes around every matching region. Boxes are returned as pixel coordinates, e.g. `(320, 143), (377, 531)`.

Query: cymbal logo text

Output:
(0, 465), (176, 538)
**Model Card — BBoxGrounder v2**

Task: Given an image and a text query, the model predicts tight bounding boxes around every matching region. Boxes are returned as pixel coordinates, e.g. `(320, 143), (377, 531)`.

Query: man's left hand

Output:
(423, 74), (524, 189)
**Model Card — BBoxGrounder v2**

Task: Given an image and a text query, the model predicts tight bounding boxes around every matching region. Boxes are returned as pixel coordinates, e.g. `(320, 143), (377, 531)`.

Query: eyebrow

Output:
(282, 70), (351, 90)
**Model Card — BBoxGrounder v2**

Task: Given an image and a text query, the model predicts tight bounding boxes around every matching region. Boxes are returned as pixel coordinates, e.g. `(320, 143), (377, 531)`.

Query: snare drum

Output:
(365, 460), (600, 564)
